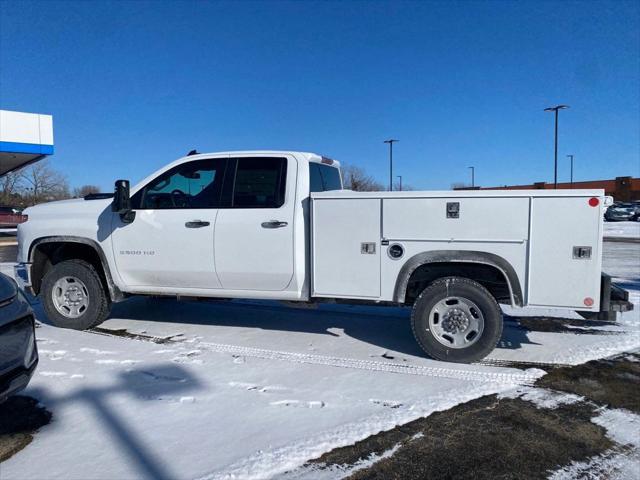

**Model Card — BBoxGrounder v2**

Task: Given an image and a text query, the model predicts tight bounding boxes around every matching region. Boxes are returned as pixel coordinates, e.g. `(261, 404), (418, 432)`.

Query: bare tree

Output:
(342, 165), (385, 192)
(19, 160), (71, 205)
(73, 185), (100, 198)
(0, 171), (22, 206)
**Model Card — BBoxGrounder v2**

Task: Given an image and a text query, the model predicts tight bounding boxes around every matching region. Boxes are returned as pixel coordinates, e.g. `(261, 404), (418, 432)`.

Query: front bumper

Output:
(0, 358), (38, 403)
(0, 284), (38, 402)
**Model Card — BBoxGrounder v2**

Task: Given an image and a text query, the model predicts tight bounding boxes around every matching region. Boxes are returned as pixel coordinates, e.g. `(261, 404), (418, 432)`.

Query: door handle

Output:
(185, 220), (210, 228)
(261, 220), (288, 229)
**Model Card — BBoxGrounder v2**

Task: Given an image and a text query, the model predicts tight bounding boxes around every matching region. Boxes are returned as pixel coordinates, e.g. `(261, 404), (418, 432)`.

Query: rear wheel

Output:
(411, 276), (503, 363)
(41, 260), (111, 330)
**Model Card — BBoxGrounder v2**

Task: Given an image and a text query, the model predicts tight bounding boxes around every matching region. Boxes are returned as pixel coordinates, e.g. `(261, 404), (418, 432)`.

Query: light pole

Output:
(384, 139), (398, 191)
(397, 175), (402, 191)
(468, 166), (475, 187)
(567, 154), (574, 187)
(544, 104), (570, 189)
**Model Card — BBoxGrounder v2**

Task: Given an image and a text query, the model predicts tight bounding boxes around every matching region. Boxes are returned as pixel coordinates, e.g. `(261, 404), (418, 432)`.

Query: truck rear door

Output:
(213, 155), (296, 291)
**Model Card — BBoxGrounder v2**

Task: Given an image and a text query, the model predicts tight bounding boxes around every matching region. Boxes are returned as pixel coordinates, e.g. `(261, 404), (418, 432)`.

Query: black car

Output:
(0, 272), (38, 403)
(604, 203), (636, 222)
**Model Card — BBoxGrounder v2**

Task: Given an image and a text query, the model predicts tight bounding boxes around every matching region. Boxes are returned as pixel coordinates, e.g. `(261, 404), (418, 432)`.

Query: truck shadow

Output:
(30, 297), (623, 359)
(104, 297), (564, 356)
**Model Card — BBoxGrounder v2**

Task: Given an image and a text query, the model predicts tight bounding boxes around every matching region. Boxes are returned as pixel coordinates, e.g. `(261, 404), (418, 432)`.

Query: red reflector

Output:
(588, 197), (599, 207)
(584, 297), (594, 307)
(321, 157), (334, 165)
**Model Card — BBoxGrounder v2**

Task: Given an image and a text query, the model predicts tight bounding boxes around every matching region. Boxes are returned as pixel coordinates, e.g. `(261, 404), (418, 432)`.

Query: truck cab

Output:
(109, 151), (336, 299)
(15, 151), (632, 364)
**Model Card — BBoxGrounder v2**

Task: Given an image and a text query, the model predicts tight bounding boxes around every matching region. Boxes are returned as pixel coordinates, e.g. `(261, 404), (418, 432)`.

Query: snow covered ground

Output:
(0, 241), (638, 479)
(603, 221), (640, 240)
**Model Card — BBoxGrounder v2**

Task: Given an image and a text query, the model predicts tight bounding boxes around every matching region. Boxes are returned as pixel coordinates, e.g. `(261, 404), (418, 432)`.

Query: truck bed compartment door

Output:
(528, 196), (602, 309)
(312, 198), (381, 298)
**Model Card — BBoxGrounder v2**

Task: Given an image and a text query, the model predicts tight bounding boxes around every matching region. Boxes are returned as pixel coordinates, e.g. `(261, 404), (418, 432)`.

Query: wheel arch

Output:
(394, 250), (523, 307)
(28, 236), (124, 302)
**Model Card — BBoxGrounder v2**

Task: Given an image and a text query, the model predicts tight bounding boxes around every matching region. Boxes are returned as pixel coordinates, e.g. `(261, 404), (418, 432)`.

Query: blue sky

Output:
(1, 0), (638, 191)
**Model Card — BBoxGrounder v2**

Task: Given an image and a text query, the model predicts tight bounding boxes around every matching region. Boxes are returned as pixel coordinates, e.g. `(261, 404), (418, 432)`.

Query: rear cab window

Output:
(310, 162), (342, 192)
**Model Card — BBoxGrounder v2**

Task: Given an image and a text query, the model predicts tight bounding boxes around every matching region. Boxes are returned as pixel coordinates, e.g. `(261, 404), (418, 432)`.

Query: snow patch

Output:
(499, 386), (583, 409)
(549, 447), (640, 480)
(603, 221), (640, 240)
(550, 409), (640, 479)
(278, 443), (402, 480)
(592, 409), (640, 447)
(80, 347), (117, 355)
(38, 371), (67, 377)
(195, 382), (519, 480)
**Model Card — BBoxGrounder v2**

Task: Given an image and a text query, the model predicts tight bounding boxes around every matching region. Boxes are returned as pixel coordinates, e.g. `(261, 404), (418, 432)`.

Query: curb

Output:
(603, 237), (640, 244)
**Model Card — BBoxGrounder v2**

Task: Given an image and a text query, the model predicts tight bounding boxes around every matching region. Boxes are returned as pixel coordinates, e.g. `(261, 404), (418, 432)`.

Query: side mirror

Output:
(112, 179), (135, 223)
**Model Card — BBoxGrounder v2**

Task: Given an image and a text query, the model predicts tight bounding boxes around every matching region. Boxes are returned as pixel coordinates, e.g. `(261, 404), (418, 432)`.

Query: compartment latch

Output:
(572, 246), (592, 259)
(361, 242), (376, 254)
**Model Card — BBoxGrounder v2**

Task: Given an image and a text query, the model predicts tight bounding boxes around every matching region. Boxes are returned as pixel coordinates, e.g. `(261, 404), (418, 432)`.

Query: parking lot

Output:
(0, 239), (638, 479)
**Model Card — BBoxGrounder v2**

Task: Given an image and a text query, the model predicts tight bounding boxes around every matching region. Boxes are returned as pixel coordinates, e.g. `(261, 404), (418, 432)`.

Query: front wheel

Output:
(411, 277), (503, 363)
(41, 260), (111, 330)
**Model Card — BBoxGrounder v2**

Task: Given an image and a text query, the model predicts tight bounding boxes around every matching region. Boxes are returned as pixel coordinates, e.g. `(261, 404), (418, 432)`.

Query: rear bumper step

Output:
(578, 273), (634, 321)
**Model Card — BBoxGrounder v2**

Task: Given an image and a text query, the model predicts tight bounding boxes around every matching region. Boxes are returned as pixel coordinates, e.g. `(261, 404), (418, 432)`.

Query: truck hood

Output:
(24, 197), (112, 218)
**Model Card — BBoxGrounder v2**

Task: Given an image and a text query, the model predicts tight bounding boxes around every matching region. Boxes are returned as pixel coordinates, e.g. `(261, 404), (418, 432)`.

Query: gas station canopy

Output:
(0, 109), (54, 176)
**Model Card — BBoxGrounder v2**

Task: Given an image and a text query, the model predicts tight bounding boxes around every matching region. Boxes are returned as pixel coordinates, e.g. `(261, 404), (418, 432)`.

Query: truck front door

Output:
(214, 155), (296, 291)
(111, 157), (227, 289)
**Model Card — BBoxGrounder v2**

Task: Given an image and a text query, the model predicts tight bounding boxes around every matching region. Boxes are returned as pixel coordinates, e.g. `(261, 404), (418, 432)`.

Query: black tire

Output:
(40, 260), (111, 330)
(410, 276), (503, 363)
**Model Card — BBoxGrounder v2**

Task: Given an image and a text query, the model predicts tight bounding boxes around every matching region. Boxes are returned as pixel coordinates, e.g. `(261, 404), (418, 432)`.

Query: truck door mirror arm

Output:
(112, 179), (136, 224)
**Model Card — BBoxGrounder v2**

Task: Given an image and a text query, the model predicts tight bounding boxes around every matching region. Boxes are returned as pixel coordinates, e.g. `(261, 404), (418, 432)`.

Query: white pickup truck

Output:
(15, 151), (632, 363)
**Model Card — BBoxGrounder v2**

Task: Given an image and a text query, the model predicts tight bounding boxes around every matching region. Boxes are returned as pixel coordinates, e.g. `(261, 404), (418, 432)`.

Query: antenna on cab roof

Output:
(187, 149), (199, 156)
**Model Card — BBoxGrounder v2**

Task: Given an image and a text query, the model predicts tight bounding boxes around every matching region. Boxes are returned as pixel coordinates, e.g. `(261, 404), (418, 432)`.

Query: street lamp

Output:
(544, 104), (570, 189)
(384, 139), (398, 191)
(567, 154), (574, 187)
(468, 166), (475, 188)
(397, 175), (402, 191)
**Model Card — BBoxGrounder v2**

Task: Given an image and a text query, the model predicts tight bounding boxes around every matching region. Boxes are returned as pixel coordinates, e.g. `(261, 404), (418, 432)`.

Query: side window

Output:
(133, 158), (226, 209)
(309, 163), (324, 192)
(232, 157), (287, 208)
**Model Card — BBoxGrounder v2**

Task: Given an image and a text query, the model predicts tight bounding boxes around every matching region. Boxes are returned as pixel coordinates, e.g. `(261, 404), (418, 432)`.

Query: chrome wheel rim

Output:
(51, 276), (89, 318)
(428, 296), (484, 349)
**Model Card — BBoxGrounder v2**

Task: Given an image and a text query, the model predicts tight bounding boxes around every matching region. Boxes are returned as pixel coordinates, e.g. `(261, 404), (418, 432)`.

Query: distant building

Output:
(0, 109), (54, 176)
(454, 177), (640, 202)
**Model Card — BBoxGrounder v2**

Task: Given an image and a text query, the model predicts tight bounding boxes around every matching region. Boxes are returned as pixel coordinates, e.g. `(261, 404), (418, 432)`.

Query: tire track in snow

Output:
(197, 341), (545, 384)
(87, 327), (544, 384)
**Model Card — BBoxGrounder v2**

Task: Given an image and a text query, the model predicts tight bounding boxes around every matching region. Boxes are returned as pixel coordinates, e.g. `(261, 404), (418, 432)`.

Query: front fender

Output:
(27, 236), (124, 302)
